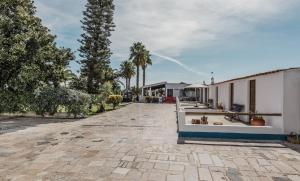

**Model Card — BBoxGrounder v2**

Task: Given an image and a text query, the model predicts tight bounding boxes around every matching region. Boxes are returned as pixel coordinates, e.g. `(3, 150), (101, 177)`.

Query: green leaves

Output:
(33, 86), (91, 118)
(107, 95), (123, 109)
(0, 0), (74, 113)
(79, 0), (115, 94)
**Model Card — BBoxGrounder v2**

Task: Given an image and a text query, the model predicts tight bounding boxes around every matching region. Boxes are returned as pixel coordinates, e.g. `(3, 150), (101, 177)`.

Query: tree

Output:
(129, 42), (147, 89)
(0, 0), (74, 113)
(104, 68), (124, 94)
(131, 86), (142, 101)
(78, 0), (115, 94)
(120, 60), (135, 94)
(141, 51), (152, 86)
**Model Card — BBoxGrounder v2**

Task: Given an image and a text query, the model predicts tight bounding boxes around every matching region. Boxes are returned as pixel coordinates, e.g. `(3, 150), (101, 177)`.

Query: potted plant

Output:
(287, 132), (300, 144)
(200, 116), (208, 124)
(250, 114), (265, 126)
(217, 103), (224, 111)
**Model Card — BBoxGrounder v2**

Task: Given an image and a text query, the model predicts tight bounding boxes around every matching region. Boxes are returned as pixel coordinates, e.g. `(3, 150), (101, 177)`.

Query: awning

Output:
(184, 83), (208, 89)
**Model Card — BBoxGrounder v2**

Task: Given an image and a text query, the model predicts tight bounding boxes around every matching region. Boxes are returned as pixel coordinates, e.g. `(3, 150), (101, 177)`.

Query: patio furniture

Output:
(208, 99), (214, 108)
(225, 104), (244, 121)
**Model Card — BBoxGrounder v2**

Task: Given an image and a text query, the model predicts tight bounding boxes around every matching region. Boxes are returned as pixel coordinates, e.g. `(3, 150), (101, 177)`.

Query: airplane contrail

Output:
(152, 52), (209, 76)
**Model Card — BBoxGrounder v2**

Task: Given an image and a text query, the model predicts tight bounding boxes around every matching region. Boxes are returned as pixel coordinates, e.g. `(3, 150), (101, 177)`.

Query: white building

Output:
(142, 82), (189, 98)
(208, 68), (300, 134)
(183, 84), (209, 103)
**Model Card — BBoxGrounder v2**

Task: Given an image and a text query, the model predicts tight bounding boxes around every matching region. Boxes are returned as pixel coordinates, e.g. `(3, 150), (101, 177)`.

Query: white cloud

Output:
(35, 0), (299, 75)
(112, 0), (297, 56)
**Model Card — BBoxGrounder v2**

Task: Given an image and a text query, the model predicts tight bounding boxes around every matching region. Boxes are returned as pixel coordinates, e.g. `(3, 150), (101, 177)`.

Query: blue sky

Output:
(35, 0), (300, 85)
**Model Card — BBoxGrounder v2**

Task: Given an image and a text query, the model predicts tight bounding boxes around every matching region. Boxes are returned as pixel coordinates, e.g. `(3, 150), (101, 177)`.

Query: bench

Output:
(225, 104), (244, 121)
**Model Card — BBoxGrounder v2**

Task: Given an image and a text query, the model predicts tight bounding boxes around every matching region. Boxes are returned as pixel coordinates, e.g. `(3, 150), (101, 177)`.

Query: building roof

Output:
(184, 83), (208, 89)
(142, 81), (189, 89)
(212, 67), (300, 85)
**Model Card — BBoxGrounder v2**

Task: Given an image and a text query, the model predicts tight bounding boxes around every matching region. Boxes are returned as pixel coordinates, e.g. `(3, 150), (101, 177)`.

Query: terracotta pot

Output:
(250, 118), (265, 126)
(192, 119), (201, 124)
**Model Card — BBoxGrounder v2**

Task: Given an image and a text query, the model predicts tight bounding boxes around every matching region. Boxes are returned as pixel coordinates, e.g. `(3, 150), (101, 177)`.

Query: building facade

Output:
(208, 68), (300, 134)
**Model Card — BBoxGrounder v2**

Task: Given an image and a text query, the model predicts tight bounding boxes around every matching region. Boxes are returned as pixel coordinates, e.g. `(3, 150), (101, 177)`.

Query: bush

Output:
(145, 96), (152, 103)
(33, 86), (91, 118)
(145, 96), (159, 103)
(63, 89), (91, 118)
(0, 91), (31, 113)
(107, 95), (123, 109)
(32, 86), (62, 116)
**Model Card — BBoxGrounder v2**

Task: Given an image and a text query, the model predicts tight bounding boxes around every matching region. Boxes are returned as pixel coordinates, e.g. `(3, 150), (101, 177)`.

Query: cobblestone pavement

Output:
(1, 103), (300, 181)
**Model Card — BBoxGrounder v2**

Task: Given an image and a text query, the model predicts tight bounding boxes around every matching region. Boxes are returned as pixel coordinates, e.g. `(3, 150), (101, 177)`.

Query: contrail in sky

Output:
(152, 52), (209, 76)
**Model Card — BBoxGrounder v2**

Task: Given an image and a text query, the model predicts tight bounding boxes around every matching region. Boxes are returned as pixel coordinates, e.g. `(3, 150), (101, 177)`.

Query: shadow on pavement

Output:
(0, 116), (80, 135)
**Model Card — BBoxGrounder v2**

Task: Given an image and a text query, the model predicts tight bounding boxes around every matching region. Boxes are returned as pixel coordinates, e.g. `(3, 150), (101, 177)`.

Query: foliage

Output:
(131, 86), (142, 101)
(141, 50), (152, 86)
(107, 95), (123, 109)
(145, 96), (159, 103)
(32, 86), (90, 118)
(79, 0), (115, 94)
(0, 91), (31, 113)
(91, 82), (113, 112)
(0, 0), (74, 113)
(129, 42), (147, 89)
(104, 68), (124, 94)
(120, 60), (135, 92)
(63, 89), (91, 118)
(217, 103), (224, 110)
(69, 76), (87, 92)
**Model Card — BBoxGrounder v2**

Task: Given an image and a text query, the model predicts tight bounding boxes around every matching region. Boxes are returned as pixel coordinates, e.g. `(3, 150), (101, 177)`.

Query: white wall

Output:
(209, 72), (285, 133)
(283, 69), (300, 134)
(255, 73), (284, 132)
(218, 83), (230, 110)
(166, 83), (189, 97)
(178, 111), (281, 134)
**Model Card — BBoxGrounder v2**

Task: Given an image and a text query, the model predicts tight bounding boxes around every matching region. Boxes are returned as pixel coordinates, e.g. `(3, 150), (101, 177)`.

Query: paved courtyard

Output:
(1, 103), (300, 181)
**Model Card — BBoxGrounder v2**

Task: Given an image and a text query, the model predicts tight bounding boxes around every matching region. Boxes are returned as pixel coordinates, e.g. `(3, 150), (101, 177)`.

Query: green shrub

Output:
(0, 91), (31, 113)
(145, 96), (159, 103)
(63, 89), (91, 118)
(107, 95), (123, 109)
(145, 96), (152, 103)
(33, 86), (91, 118)
(33, 87), (62, 116)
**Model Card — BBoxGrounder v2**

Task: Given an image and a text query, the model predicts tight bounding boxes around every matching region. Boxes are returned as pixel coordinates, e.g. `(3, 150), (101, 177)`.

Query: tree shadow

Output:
(0, 116), (80, 135)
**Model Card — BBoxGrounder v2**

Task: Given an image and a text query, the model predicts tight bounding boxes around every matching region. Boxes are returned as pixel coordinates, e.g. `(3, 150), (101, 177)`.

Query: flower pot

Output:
(192, 119), (201, 124)
(287, 135), (300, 144)
(250, 118), (265, 126)
(200, 116), (208, 124)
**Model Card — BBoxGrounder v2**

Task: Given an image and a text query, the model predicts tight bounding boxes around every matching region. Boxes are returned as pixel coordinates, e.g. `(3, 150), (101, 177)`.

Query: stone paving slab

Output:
(0, 103), (300, 181)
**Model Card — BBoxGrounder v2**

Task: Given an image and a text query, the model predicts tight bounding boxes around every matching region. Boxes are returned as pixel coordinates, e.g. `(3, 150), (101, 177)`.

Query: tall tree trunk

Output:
(125, 78), (128, 92)
(136, 65), (139, 88)
(142, 67), (146, 87)
(128, 78), (131, 90)
(136, 65), (139, 101)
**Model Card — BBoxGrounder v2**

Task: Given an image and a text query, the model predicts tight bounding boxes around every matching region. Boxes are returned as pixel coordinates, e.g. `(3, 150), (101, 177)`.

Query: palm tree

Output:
(141, 51), (152, 86)
(129, 42), (146, 89)
(120, 60), (135, 93)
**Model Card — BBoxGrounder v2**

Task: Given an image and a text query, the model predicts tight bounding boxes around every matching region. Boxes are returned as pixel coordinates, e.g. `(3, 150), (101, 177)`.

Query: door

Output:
(230, 83), (234, 110)
(167, 89), (173, 97)
(216, 86), (219, 108)
(205, 88), (208, 103)
(249, 80), (256, 119)
(200, 88), (203, 103)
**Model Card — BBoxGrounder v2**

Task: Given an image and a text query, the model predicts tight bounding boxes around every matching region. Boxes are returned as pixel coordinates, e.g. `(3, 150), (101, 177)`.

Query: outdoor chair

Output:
(225, 104), (244, 121)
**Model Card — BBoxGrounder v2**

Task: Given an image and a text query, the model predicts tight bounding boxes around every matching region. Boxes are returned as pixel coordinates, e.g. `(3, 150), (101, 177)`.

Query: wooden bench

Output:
(225, 104), (244, 121)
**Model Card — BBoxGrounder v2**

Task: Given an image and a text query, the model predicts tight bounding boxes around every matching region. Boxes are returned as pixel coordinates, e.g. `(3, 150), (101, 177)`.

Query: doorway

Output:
(216, 86), (219, 107)
(230, 83), (234, 110)
(249, 80), (256, 119)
